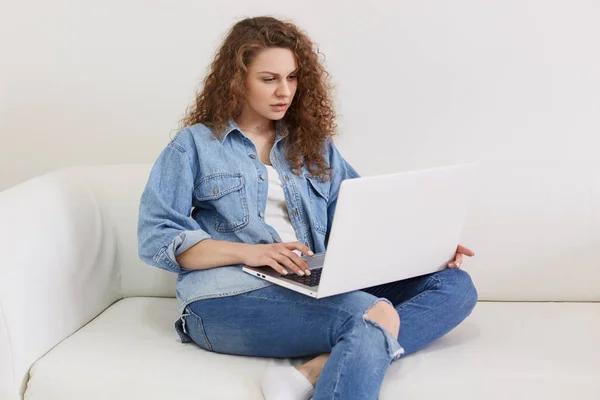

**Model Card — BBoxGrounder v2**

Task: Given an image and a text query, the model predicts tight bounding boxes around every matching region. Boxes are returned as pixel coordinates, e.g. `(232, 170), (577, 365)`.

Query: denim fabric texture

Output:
(137, 119), (360, 313)
(177, 268), (478, 399)
(138, 118), (479, 398)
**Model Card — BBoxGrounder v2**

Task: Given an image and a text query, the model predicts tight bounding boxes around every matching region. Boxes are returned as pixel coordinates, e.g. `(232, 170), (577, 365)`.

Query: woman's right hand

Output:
(242, 242), (314, 276)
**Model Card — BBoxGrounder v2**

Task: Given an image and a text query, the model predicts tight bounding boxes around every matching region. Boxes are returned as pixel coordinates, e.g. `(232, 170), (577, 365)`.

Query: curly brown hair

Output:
(179, 16), (338, 181)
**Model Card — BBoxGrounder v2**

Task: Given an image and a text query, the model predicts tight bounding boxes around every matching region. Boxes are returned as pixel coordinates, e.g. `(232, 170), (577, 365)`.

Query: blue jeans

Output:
(176, 268), (478, 399)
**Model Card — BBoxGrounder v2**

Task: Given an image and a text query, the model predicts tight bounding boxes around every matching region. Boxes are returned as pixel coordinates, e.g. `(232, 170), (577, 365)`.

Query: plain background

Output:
(1, 0), (599, 299)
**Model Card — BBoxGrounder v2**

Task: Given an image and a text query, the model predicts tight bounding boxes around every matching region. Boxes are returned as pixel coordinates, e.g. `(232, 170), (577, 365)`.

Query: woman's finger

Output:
(283, 250), (311, 275)
(454, 253), (464, 268)
(448, 253), (464, 268)
(457, 244), (475, 257)
(284, 241), (314, 257)
(272, 253), (305, 276)
(267, 261), (288, 276)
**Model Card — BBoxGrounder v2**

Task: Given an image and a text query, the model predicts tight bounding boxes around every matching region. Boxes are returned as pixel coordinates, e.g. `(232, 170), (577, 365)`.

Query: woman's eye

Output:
(263, 76), (296, 83)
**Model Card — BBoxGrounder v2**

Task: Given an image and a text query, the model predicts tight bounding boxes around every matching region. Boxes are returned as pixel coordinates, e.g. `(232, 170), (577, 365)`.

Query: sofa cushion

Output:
(25, 298), (600, 399)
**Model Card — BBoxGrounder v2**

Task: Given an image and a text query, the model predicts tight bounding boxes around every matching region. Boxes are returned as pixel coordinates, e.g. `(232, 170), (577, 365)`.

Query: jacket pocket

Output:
(195, 172), (249, 232)
(305, 174), (330, 235)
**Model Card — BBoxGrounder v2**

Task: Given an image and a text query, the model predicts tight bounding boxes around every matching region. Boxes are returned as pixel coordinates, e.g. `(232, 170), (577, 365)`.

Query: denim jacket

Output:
(137, 119), (360, 313)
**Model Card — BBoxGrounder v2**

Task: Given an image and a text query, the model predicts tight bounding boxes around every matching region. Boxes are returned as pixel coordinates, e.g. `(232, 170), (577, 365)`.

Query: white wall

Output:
(2, 0), (599, 299)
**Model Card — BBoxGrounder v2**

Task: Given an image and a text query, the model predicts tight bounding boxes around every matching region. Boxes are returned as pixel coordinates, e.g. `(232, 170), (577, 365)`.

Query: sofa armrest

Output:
(0, 170), (122, 399)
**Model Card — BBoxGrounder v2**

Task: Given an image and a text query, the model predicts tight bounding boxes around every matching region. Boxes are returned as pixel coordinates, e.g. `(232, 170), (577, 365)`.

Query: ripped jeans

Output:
(175, 268), (478, 399)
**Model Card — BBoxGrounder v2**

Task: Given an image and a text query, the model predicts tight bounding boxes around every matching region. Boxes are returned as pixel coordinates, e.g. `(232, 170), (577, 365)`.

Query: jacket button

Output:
(275, 237), (282, 243)
(293, 210), (299, 217)
(249, 154), (256, 159)
(260, 173), (266, 180)
(259, 212), (264, 218)
(284, 175), (289, 181)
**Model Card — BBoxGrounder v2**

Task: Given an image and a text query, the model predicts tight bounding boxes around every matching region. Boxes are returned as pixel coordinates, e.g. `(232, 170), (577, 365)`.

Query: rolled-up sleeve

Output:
(137, 140), (211, 273)
(325, 140), (361, 247)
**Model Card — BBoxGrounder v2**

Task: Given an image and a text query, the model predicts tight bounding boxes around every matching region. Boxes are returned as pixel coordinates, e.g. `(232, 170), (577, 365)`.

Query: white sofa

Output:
(1, 165), (599, 400)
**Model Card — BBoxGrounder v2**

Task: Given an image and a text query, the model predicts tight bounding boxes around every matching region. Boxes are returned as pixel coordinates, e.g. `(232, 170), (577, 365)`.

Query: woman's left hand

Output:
(447, 245), (475, 269)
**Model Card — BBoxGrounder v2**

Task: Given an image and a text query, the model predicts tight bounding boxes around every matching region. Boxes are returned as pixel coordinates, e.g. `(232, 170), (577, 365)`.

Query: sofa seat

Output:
(23, 298), (600, 399)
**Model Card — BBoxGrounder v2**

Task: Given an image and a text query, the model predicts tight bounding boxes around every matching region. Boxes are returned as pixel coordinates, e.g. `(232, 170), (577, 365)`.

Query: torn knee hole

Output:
(363, 300), (400, 338)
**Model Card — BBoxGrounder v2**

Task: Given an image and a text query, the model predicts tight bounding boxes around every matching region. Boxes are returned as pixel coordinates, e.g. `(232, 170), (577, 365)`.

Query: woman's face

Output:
(244, 47), (298, 122)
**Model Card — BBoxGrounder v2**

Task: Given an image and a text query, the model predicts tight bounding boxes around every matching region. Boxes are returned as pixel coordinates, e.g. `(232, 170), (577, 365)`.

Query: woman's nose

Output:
(276, 81), (291, 97)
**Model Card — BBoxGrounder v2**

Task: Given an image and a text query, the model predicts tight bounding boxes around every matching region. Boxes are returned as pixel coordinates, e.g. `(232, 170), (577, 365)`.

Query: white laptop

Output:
(242, 162), (477, 299)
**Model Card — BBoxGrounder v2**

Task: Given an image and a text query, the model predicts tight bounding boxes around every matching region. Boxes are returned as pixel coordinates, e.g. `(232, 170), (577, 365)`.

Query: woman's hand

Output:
(447, 244), (475, 269)
(242, 241), (314, 276)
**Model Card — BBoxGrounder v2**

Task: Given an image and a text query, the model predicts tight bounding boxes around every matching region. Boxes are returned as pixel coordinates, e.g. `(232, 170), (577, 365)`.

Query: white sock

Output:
(260, 364), (315, 400)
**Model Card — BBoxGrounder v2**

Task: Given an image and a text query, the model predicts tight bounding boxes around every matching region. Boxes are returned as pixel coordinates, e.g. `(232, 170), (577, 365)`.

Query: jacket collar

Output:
(219, 118), (289, 144)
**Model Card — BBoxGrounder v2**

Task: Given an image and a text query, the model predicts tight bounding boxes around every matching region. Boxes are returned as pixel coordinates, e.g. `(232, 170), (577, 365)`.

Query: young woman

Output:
(137, 16), (477, 400)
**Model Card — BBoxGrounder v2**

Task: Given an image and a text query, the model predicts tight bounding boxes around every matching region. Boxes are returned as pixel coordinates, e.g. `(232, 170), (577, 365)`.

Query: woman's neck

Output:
(236, 109), (276, 137)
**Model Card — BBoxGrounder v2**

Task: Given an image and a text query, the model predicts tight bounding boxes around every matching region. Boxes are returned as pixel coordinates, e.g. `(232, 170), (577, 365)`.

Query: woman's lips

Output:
(270, 104), (288, 112)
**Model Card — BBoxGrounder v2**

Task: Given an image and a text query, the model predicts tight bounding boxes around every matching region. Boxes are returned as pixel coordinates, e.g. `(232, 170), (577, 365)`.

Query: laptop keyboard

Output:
(280, 267), (323, 287)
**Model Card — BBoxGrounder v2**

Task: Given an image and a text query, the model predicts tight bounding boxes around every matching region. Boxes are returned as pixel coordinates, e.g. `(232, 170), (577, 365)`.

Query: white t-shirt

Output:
(264, 164), (300, 251)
